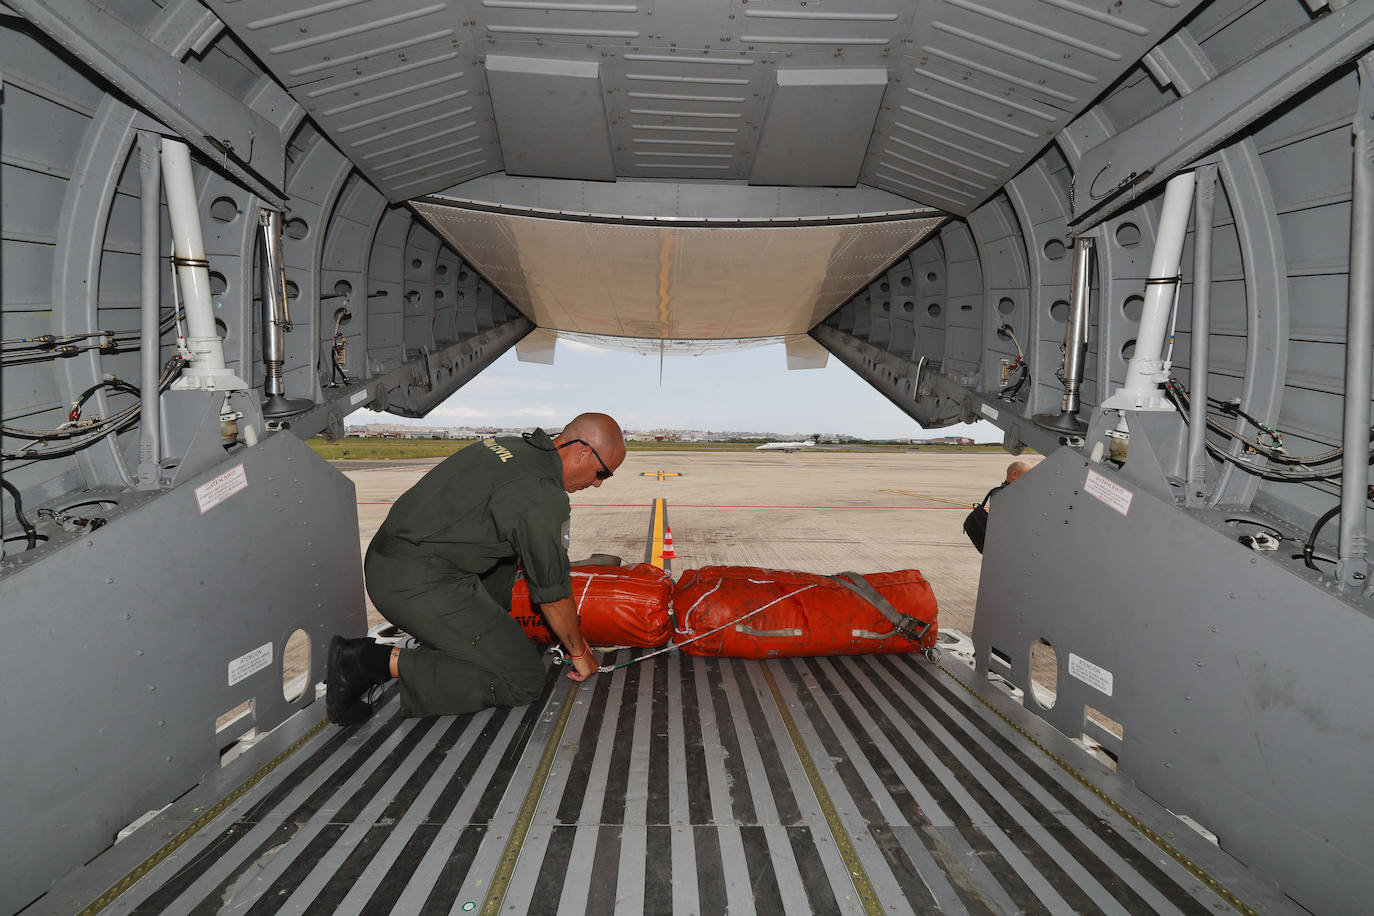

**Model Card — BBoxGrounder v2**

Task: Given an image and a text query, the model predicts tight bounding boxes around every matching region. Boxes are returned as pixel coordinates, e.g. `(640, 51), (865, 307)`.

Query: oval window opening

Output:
(1030, 638), (1058, 709)
(283, 629), (310, 702)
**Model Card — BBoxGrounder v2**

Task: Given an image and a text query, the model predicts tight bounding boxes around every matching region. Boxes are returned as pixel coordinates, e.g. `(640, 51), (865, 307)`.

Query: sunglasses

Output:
(558, 439), (614, 480)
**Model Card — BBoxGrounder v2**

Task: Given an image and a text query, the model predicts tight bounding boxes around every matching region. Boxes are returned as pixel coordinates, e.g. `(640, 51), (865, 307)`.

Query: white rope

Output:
(676, 579), (724, 634)
(563, 583), (820, 673)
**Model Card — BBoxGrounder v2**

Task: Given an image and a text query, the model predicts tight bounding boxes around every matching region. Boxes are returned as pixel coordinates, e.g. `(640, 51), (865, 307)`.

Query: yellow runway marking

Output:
(641, 470), (681, 480)
(649, 497), (667, 569)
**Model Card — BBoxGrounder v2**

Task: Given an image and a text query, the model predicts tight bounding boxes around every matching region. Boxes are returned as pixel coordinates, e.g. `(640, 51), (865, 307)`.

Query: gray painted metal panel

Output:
(486, 55), (616, 181)
(975, 448), (1374, 916)
(9, 0), (287, 203)
(0, 431), (364, 913)
(1072, 2), (1374, 227)
(750, 68), (888, 187)
(203, 0), (499, 203)
(864, 0), (1210, 214)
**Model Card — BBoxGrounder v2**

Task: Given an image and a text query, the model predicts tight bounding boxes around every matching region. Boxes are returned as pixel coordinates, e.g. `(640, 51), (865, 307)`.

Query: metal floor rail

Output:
(44, 652), (1305, 915)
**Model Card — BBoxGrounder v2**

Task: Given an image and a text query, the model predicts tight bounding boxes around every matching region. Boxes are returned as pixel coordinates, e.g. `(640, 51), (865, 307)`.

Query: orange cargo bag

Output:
(510, 563), (673, 647)
(672, 566), (937, 659)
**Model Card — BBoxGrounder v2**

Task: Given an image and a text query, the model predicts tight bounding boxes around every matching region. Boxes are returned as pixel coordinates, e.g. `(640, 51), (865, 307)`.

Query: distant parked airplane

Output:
(755, 438), (817, 453)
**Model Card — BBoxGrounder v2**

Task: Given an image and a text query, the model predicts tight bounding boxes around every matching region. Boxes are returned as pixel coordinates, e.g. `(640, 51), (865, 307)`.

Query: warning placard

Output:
(195, 463), (248, 514)
(1068, 652), (1114, 696)
(228, 642), (273, 686)
(1084, 469), (1133, 517)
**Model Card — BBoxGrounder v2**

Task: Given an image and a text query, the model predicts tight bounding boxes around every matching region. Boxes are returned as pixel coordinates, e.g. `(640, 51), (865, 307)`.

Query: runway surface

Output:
(343, 449), (1031, 636)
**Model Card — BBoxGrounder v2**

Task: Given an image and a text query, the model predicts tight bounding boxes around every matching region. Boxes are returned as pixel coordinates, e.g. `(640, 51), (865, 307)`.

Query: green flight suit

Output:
(364, 430), (572, 716)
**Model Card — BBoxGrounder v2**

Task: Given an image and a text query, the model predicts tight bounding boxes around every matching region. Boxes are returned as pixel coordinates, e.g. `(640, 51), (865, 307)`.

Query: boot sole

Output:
(325, 636), (372, 726)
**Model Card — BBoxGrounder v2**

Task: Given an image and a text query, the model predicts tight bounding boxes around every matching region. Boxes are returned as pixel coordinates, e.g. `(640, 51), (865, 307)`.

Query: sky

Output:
(348, 337), (1001, 441)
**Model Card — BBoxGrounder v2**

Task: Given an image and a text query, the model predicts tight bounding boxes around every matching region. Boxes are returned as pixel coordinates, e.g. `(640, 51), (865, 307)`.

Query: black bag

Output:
(963, 486), (1002, 554)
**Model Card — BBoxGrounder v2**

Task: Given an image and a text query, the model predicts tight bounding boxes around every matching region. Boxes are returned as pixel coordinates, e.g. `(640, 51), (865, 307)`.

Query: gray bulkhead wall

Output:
(0, 11), (529, 911)
(812, 4), (1374, 913)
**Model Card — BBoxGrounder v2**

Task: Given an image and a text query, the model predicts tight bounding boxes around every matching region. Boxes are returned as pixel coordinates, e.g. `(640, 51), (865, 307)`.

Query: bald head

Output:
(558, 413), (625, 461)
(553, 413), (626, 492)
(1005, 461), (1031, 484)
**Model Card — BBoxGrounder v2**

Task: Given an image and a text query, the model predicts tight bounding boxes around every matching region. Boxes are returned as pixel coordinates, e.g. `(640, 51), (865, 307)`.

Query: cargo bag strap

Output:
(830, 572), (931, 644)
(975, 485), (1001, 510)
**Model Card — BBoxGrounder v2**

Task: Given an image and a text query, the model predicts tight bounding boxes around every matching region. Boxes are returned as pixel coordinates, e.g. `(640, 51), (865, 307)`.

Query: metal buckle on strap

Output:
(831, 571), (930, 645)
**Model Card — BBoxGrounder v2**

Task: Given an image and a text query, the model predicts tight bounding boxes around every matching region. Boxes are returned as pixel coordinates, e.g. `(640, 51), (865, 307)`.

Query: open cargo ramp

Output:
(41, 652), (1300, 915)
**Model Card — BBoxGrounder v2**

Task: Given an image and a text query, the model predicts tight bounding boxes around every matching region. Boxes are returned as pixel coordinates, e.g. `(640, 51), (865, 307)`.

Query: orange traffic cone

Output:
(661, 527), (678, 560)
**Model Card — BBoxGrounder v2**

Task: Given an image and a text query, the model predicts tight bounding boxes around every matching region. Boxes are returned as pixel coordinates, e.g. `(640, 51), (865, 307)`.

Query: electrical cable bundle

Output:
(2, 356), (184, 460)
(996, 324), (1028, 401)
(330, 310), (351, 386)
(2, 302), (188, 368)
(1, 478), (39, 550)
(1164, 378), (1369, 482)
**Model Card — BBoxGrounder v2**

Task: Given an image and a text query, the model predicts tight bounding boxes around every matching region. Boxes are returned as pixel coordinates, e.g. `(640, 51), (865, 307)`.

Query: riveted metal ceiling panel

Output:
(205, 0), (1205, 207)
(486, 55), (615, 180)
(862, 0), (1208, 214)
(750, 68), (888, 186)
(203, 0), (502, 202)
(412, 197), (942, 340)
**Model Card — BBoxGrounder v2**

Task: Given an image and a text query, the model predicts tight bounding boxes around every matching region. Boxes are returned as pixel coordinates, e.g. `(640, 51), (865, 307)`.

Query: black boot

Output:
(327, 636), (385, 725)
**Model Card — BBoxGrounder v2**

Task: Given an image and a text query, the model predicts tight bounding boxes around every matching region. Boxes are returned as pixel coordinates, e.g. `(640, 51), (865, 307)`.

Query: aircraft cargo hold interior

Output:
(3, 0), (1373, 912)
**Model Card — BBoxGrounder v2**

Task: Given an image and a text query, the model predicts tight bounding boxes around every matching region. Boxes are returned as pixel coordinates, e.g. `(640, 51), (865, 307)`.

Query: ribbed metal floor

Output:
(89, 651), (1299, 915)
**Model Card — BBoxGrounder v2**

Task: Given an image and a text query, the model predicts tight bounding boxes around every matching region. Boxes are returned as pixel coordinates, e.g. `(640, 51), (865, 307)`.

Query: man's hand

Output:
(565, 649), (599, 682)
(540, 593), (598, 681)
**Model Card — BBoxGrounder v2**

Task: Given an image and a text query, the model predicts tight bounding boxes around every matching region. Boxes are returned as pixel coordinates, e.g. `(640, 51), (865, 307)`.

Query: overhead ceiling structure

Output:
(413, 183), (944, 340)
(205, 0), (1206, 342)
(208, 0), (1203, 212)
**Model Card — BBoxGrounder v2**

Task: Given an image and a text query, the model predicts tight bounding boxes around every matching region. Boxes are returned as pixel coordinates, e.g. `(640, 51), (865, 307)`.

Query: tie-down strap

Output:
(829, 572), (932, 645)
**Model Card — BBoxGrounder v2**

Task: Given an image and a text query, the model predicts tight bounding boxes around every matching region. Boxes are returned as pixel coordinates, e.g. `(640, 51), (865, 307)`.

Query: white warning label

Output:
(195, 463), (247, 514)
(1084, 469), (1133, 516)
(980, 403), (999, 420)
(228, 642), (273, 686)
(1068, 652), (1114, 696)
(350, 388), (370, 406)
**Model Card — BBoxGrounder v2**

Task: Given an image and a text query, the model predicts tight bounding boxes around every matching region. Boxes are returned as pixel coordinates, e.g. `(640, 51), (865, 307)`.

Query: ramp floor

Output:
(58, 651), (1300, 915)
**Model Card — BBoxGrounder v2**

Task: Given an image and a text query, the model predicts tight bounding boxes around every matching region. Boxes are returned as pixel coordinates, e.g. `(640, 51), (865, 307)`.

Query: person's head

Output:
(1005, 460), (1031, 484)
(552, 413), (626, 492)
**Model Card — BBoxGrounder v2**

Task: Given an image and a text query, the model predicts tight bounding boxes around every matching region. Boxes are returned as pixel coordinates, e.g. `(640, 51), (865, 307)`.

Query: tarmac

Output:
(341, 449), (1038, 637)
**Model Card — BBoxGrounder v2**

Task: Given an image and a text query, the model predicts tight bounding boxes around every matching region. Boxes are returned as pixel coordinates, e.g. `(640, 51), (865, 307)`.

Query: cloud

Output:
(459, 373), (568, 394)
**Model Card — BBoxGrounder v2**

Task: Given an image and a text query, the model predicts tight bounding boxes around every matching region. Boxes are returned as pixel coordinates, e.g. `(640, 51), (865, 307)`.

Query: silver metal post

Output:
(258, 208), (312, 419)
(1338, 55), (1374, 590)
(1186, 165), (1217, 508)
(1033, 236), (1093, 438)
(136, 131), (161, 490)
(1063, 236), (1093, 417)
(260, 209), (288, 399)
